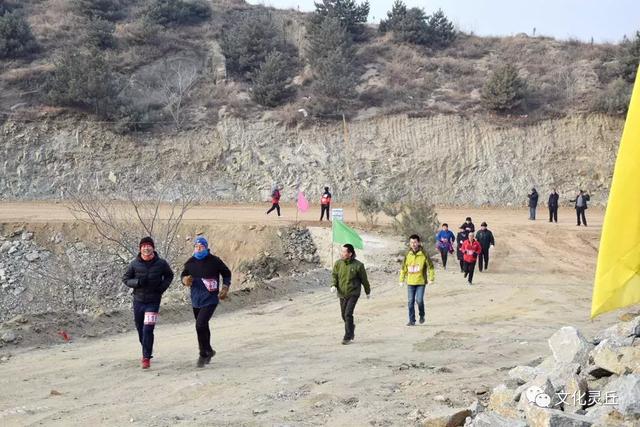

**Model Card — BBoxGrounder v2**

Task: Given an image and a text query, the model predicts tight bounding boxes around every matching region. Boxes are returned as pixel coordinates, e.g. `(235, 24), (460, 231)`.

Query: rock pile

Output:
(240, 226), (320, 283)
(280, 227), (320, 265)
(461, 315), (640, 427)
(0, 229), (128, 323)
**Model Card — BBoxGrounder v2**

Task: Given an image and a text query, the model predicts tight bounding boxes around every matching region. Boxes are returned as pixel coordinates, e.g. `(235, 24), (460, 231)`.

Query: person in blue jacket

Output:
(435, 223), (455, 269)
(181, 236), (232, 368)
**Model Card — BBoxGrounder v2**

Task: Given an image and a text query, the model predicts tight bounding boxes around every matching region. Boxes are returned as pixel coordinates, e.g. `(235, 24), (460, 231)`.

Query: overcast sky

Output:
(247, 0), (639, 43)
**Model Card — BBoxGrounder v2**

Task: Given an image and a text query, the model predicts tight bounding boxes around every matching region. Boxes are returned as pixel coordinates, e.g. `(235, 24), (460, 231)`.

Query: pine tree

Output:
(46, 50), (121, 117)
(481, 64), (527, 112)
(379, 0), (406, 34)
(425, 9), (456, 48)
(0, 11), (38, 59)
(306, 16), (357, 114)
(310, 0), (369, 41)
(620, 31), (640, 83)
(222, 10), (296, 79)
(251, 51), (296, 107)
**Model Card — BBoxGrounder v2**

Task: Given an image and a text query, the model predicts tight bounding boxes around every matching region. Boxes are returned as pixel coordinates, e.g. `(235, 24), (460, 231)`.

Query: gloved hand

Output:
(181, 275), (193, 287)
(399, 281), (405, 287)
(138, 276), (148, 287)
(219, 285), (229, 300)
(330, 286), (336, 293)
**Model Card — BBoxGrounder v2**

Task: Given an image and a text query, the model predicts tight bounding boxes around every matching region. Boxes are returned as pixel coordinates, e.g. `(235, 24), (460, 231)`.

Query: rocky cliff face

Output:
(0, 113), (623, 205)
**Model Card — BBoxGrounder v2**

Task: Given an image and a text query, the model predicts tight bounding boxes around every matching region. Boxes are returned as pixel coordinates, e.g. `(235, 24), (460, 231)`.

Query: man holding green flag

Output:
(331, 243), (370, 345)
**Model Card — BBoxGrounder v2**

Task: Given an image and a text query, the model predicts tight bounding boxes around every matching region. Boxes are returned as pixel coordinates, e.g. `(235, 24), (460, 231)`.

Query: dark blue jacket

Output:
(181, 251), (232, 308)
(435, 230), (455, 249)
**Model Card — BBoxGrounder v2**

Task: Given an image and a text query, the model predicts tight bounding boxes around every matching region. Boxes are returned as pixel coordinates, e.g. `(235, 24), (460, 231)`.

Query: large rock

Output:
(1, 330), (17, 343)
(563, 374), (589, 414)
(421, 407), (472, 427)
(548, 327), (592, 367)
(509, 365), (545, 385)
(590, 339), (640, 376)
(584, 405), (628, 426)
(526, 406), (593, 427)
(593, 316), (640, 346)
(467, 411), (527, 427)
(548, 363), (582, 389)
(488, 384), (520, 419)
(602, 374), (640, 417)
(518, 377), (562, 413)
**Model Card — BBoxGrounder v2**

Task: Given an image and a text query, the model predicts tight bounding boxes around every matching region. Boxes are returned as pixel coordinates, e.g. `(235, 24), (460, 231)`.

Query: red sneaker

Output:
(142, 358), (150, 369)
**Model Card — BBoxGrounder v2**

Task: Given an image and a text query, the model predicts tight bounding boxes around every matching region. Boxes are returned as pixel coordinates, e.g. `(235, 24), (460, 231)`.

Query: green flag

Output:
(332, 219), (364, 249)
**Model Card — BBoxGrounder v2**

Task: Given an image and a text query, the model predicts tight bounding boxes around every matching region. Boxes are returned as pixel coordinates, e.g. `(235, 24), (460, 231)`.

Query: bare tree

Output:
(138, 58), (200, 130)
(67, 179), (197, 265)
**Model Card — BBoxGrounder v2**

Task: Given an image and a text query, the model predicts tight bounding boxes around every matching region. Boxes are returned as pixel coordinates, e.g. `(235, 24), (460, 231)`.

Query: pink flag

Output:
(297, 191), (309, 213)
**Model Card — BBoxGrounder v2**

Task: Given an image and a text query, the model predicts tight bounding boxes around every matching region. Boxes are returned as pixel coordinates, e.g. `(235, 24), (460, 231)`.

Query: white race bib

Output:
(408, 265), (421, 273)
(202, 278), (219, 292)
(144, 312), (158, 325)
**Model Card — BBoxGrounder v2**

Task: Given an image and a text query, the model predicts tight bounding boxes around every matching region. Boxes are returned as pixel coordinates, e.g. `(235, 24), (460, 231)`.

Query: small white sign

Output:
(331, 208), (344, 221)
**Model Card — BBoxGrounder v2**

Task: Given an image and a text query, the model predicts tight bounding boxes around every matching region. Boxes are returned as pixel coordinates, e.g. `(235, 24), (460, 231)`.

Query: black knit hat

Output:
(139, 236), (155, 249)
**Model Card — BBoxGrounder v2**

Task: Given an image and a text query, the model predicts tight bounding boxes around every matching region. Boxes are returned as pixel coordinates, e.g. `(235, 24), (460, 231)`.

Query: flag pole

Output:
(331, 216), (334, 267)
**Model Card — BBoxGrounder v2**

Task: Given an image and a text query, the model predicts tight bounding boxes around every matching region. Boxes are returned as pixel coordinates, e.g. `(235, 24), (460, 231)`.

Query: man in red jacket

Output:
(461, 232), (482, 285)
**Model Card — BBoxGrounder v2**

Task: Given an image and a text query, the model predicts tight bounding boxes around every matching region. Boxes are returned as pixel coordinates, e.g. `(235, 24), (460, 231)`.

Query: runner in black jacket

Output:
(122, 237), (174, 369)
(475, 222), (495, 272)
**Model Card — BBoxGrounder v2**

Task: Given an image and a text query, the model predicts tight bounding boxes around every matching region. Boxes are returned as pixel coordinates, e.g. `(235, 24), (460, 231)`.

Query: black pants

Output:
(439, 248), (449, 268)
(463, 260), (476, 284)
(339, 295), (359, 340)
(133, 301), (160, 359)
(320, 204), (330, 221)
(549, 207), (558, 223)
(193, 304), (217, 357)
(458, 258), (464, 272)
(478, 250), (489, 271)
(576, 207), (587, 226)
(266, 203), (281, 216)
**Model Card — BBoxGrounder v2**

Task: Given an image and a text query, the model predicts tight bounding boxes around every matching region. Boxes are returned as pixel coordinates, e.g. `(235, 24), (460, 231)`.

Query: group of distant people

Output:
(527, 188), (591, 226)
(266, 186), (333, 221)
(433, 217), (495, 285)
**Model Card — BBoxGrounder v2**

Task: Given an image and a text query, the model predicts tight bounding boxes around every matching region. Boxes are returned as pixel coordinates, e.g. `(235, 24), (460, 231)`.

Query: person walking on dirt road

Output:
(456, 226), (469, 272)
(461, 232), (482, 285)
(331, 243), (370, 345)
(399, 234), (435, 326)
(460, 216), (475, 233)
(181, 236), (232, 367)
(475, 222), (495, 272)
(435, 224), (455, 270)
(122, 237), (174, 369)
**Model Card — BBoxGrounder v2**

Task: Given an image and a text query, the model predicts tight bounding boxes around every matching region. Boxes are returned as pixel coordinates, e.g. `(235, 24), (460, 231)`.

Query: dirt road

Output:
(0, 203), (621, 426)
